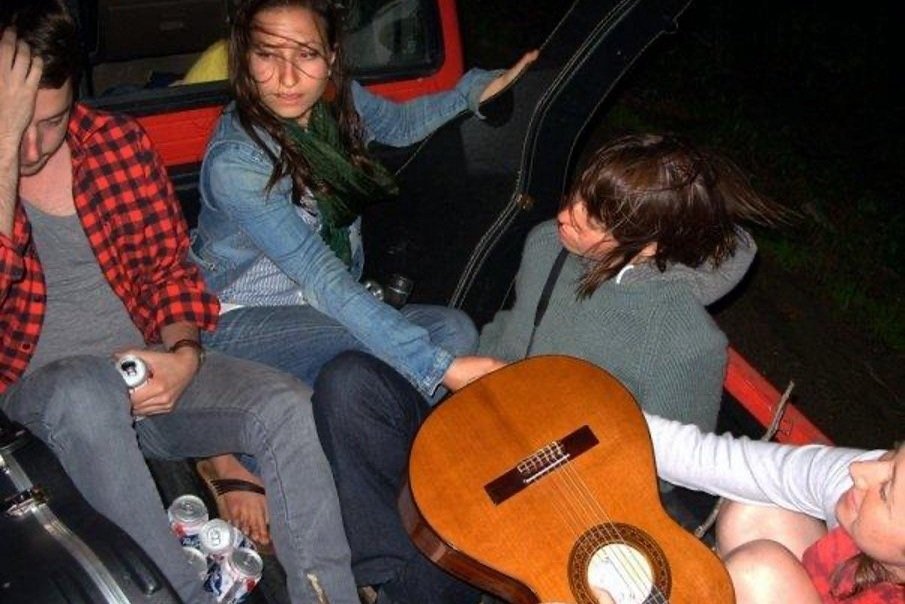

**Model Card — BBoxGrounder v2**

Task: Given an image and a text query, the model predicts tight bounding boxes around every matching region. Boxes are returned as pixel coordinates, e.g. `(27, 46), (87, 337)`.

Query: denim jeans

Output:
(202, 303), (478, 399)
(311, 351), (481, 604)
(1, 353), (358, 604)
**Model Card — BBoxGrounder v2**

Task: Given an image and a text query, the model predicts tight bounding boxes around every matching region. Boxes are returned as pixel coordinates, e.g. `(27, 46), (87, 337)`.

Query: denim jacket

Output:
(190, 69), (498, 395)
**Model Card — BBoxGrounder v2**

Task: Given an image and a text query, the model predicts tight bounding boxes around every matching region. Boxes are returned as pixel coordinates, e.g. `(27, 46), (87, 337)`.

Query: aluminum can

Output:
(183, 545), (209, 580)
(362, 278), (385, 301)
(168, 494), (209, 549)
(199, 518), (236, 559)
(204, 547), (264, 603)
(231, 527), (256, 552)
(115, 354), (150, 390)
(383, 273), (413, 309)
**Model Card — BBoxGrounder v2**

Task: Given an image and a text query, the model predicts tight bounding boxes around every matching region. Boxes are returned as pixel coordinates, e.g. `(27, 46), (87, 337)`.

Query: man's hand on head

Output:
(0, 28), (43, 149)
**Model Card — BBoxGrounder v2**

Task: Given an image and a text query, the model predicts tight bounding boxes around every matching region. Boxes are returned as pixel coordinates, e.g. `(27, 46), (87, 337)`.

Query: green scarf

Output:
(284, 102), (398, 265)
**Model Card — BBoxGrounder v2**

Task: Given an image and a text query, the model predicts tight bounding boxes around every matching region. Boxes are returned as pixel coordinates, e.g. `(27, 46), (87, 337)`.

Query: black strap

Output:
(526, 248), (569, 356)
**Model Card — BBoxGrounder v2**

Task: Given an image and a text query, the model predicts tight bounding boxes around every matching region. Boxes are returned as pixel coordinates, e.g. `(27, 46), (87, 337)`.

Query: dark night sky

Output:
(459, 0), (904, 265)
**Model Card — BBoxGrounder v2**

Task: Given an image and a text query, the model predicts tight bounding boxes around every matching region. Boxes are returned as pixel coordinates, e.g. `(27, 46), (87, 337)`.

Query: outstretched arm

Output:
(477, 50), (539, 103)
(354, 51), (539, 147)
(644, 412), (883, 526)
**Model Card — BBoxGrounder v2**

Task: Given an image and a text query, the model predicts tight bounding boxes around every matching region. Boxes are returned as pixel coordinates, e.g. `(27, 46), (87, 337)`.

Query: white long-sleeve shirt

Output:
(645, 414), (885, 529)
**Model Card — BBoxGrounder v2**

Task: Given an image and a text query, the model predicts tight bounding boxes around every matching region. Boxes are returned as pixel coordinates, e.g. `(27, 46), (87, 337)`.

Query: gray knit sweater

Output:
(478, 220), (754, 432)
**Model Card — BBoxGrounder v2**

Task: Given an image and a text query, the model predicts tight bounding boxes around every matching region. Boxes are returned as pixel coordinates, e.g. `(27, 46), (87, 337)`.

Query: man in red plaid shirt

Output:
(0, 2), (359, 602)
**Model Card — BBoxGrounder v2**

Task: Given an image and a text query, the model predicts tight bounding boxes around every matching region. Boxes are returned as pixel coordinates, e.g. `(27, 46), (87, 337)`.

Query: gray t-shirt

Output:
(23, 202), (144, 374)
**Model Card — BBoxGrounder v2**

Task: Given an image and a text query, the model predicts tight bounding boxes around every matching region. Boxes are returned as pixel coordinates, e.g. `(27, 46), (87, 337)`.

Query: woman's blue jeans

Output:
(202, 303), (478, 396)
(311, 351), (482, 604)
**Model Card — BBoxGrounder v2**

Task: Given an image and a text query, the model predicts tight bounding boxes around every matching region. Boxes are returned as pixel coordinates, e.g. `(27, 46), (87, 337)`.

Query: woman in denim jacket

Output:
(190, 0), (529, 545)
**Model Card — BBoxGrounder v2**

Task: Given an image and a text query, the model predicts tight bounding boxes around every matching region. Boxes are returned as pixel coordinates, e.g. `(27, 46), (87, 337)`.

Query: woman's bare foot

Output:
(198, 455), (271, 547)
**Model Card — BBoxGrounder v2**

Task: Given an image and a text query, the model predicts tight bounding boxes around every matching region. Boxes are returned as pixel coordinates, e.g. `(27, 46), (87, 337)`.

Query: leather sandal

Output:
(195, 458), (274, 555)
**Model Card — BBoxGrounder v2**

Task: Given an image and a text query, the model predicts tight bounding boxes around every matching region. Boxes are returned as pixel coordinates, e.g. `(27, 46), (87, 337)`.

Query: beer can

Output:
(362, 278), (385, 301)
(168, 494), (209, 549)
(204, 547), (264, 603)
(199, 518), (236, 559)
(383, 273), (413, 309)
(115, 354), (150, 390)
(231, 527), (256, 553)
(183, 545), (209, 580)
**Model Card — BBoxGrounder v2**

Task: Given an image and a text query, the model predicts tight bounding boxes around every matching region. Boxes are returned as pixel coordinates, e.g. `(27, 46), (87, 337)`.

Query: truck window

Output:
(345, 0), (443, 82)
(84, 0), (443, 98)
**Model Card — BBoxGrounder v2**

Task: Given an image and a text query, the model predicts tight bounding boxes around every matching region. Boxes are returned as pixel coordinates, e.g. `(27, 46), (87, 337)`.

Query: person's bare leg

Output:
(716, 500), (826, 559)
(724, 539), (822, 604)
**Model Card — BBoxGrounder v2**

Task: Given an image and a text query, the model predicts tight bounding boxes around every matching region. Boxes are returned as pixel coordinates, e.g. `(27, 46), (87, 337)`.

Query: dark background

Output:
(457, 0), (904, 448)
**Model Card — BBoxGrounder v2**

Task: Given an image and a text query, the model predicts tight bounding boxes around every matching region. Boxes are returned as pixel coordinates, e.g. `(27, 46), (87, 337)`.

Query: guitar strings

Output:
(543, 446), (670, 604)
(564, 461), (669, 604)
(557, 466), (668, 604)
(542, 466), (660, 603)
(555, 465), (669, 604)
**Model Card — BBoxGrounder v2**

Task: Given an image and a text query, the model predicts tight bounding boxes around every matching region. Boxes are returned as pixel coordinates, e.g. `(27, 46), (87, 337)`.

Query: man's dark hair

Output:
(0, 0), (81, 89)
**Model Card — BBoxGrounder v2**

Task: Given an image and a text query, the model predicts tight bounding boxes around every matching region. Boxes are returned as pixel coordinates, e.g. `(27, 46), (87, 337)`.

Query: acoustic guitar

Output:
(400, 355), (734, 603)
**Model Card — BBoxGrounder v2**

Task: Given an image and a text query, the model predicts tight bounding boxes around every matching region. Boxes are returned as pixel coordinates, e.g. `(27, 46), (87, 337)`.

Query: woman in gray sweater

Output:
(478, 133), (780, 432)
(312, 133), (785, 603)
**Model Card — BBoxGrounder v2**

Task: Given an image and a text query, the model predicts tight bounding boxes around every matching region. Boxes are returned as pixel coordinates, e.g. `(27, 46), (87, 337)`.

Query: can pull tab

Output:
(4, 485), (47, 517)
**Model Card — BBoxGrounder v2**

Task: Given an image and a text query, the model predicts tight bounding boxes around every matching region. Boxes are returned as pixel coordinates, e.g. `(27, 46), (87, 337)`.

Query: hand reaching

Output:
(479, 49), (540, 103)
(441, 355), (508, 391)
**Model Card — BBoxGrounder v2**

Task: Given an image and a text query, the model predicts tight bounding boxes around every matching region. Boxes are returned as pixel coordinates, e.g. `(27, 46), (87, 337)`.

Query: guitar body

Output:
(401, 356), (734, 603)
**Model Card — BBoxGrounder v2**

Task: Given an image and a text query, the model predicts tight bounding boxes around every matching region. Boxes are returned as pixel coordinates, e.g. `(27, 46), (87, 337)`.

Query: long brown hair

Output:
(566, 133), (788, 297)
(229, 0), (371, 203)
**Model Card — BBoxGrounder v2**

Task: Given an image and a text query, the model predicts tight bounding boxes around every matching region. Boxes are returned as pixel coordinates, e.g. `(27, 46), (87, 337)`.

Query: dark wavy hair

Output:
(565, 133), (788, 297)
(0, 0), (81, 89)
(229, 0), (371, 203)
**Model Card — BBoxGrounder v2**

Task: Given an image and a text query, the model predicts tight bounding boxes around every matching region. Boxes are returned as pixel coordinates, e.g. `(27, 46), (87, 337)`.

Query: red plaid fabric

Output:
(802, 527), (904, 603)
(0, 103), (219, 394)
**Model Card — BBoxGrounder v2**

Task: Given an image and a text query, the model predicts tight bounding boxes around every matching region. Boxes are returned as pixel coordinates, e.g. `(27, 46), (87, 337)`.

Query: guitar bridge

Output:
(484, 425), (598, 505)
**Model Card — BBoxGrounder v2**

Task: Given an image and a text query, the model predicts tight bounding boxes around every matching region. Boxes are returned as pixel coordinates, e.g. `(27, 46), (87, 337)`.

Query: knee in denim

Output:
(33, 356), (128, 429)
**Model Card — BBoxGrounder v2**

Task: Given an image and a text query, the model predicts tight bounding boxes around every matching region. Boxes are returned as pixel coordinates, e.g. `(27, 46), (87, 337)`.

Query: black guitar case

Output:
(0, 415), (181, 604)
(364, 0), (693, 326)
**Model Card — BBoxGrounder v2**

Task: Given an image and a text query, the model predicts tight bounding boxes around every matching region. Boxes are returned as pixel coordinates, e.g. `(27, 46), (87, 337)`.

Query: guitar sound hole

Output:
(568, 523), (671, 604)
(587, 543), (652, 603)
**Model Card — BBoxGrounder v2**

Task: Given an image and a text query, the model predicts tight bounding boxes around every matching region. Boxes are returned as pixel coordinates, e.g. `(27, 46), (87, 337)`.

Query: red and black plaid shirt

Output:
(0, 103), (219, 394)
(802, 527), (905, 603)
